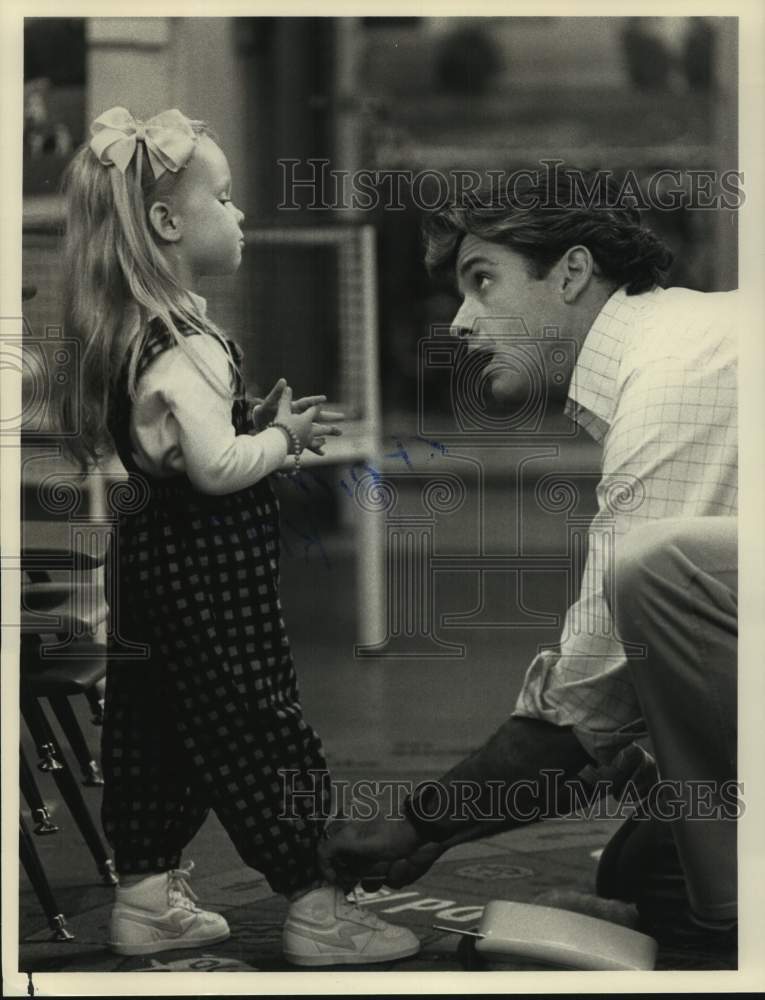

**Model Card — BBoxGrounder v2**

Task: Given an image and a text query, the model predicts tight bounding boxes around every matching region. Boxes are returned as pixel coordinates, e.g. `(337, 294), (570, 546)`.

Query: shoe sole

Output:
(108, 928), (231, 956)
(283, 940), (421, 967)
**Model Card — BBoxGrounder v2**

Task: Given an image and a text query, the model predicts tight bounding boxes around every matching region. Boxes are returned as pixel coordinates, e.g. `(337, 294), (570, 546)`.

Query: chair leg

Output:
(47, 695), (103, 785)
(21, 693), (118, 886)
(84, 679), (106, 725)
(20, 748), (59, 834)
(19, 815), (75, 941)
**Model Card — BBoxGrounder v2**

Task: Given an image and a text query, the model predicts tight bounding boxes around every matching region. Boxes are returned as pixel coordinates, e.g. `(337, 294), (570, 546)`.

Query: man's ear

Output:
(560, 245), (595, 304)
(147, 201), (182, 243)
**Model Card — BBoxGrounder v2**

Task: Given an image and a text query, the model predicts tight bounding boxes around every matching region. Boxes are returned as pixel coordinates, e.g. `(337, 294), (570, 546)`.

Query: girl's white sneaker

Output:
(283, 886), (421, 966)
(108, 861), (230, 956)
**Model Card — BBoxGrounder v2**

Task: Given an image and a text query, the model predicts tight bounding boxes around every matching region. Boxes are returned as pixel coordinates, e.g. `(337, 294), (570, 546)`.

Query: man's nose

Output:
(451, 310), (496, 357)
(450, 300), (483, 341)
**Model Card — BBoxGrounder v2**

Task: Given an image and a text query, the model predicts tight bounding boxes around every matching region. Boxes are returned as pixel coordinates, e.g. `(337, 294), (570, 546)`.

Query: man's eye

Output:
(475, 273), (491, 291)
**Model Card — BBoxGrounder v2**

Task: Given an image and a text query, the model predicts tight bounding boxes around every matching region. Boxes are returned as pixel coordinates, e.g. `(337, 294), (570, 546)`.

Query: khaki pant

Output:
(612, 516), (737, 922)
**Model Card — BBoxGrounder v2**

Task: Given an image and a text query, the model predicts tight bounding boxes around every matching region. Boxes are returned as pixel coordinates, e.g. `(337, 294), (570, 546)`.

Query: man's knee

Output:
(611, 516), (737, 630)
(612, 518), (688, 617)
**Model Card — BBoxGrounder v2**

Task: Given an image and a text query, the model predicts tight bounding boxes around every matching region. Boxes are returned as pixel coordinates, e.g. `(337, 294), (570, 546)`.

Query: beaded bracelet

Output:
(268, 420), (302, 476)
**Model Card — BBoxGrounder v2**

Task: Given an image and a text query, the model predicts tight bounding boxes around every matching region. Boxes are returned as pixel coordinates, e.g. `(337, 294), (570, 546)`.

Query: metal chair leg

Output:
(20, 748), (59, 834)
(19, 816), (74, 941)
(47, 694), (103, 785)
(84, 681), (106, 725)
(21, 693), (118, 886)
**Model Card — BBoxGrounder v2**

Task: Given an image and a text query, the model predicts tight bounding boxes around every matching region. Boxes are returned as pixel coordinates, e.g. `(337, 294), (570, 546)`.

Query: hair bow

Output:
(89, 107), (197, 179)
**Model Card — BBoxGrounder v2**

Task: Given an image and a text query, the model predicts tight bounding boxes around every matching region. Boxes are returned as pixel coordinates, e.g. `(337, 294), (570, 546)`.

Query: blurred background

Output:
(23, 15), (738, 410)
(19, 13), (739, 804)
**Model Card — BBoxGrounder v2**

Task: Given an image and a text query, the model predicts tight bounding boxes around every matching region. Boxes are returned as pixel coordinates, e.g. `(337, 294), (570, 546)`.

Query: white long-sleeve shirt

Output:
(127, 307), (288, 495)
(512, 285), (738, 763)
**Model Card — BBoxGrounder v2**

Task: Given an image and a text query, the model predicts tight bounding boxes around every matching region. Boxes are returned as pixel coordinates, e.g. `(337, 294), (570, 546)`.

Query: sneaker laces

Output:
(167, 861), (202, 913)
(336, 889), (389, 930)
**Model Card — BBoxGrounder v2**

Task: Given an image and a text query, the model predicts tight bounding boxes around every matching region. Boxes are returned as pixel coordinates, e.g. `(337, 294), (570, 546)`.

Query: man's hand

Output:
(355, 840), (449, 892)
(318, 717), (594, 891)
(352, 820), (518, 892)
(320, 818), (504, 892)
(318, 814), (422, 888)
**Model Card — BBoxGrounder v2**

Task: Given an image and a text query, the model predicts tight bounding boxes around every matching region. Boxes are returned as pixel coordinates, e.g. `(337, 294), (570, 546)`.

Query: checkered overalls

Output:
(101, 319), (330, 894)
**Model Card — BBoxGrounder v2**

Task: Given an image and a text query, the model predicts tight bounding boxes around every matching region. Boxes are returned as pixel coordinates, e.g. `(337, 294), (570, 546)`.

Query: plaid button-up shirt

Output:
(513, 285), (738, 763)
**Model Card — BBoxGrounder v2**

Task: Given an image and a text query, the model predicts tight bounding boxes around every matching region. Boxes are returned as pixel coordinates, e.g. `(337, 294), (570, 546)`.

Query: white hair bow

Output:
(89, 106), (197, 178)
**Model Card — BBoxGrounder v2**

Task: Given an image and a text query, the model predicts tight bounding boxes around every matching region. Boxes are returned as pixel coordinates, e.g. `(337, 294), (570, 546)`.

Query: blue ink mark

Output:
(340, 479), (353, 496)
(384, 437), (413, 469)
(414, 435), (449, 455)
(350, 460), (382, 482)
(282, 519), (331, 570)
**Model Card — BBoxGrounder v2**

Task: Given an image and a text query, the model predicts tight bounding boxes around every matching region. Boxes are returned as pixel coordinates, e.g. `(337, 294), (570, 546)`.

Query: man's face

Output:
(451, 234), (574, 408)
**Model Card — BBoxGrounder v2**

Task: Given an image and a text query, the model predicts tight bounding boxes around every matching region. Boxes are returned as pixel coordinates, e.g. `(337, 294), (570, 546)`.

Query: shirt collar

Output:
(564, 286), (641, 442)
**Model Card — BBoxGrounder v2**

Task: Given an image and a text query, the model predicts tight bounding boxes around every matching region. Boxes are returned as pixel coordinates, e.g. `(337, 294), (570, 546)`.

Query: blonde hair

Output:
(57, 116), (238, 469)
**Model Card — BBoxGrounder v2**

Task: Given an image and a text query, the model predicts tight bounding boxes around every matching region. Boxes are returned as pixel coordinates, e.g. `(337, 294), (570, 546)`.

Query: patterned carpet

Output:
(19, 801), (736, 978)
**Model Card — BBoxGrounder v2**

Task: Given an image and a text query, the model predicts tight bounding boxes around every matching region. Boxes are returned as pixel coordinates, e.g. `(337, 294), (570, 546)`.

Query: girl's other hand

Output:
(250, 381), (343, 433)
(274, 386), (342, 456)
(249, 378), (287, 431)
(275, 385), (317, 453)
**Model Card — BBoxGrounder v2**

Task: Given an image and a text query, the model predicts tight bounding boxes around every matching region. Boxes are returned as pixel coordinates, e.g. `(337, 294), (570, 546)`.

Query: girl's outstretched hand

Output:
(272, 385), (343, 456)
(251, 380), (344, 456)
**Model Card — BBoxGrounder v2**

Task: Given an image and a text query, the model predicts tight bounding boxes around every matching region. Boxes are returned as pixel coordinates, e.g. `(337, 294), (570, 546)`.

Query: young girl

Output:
(59, 106), (419, 966)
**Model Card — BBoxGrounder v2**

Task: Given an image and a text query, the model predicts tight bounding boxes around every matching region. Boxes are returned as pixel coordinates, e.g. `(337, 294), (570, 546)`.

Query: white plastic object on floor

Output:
(434, 900), (658, 971)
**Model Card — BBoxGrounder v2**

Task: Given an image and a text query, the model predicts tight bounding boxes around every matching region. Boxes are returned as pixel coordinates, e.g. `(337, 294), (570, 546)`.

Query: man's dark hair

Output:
(423, 168), (674, 295)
